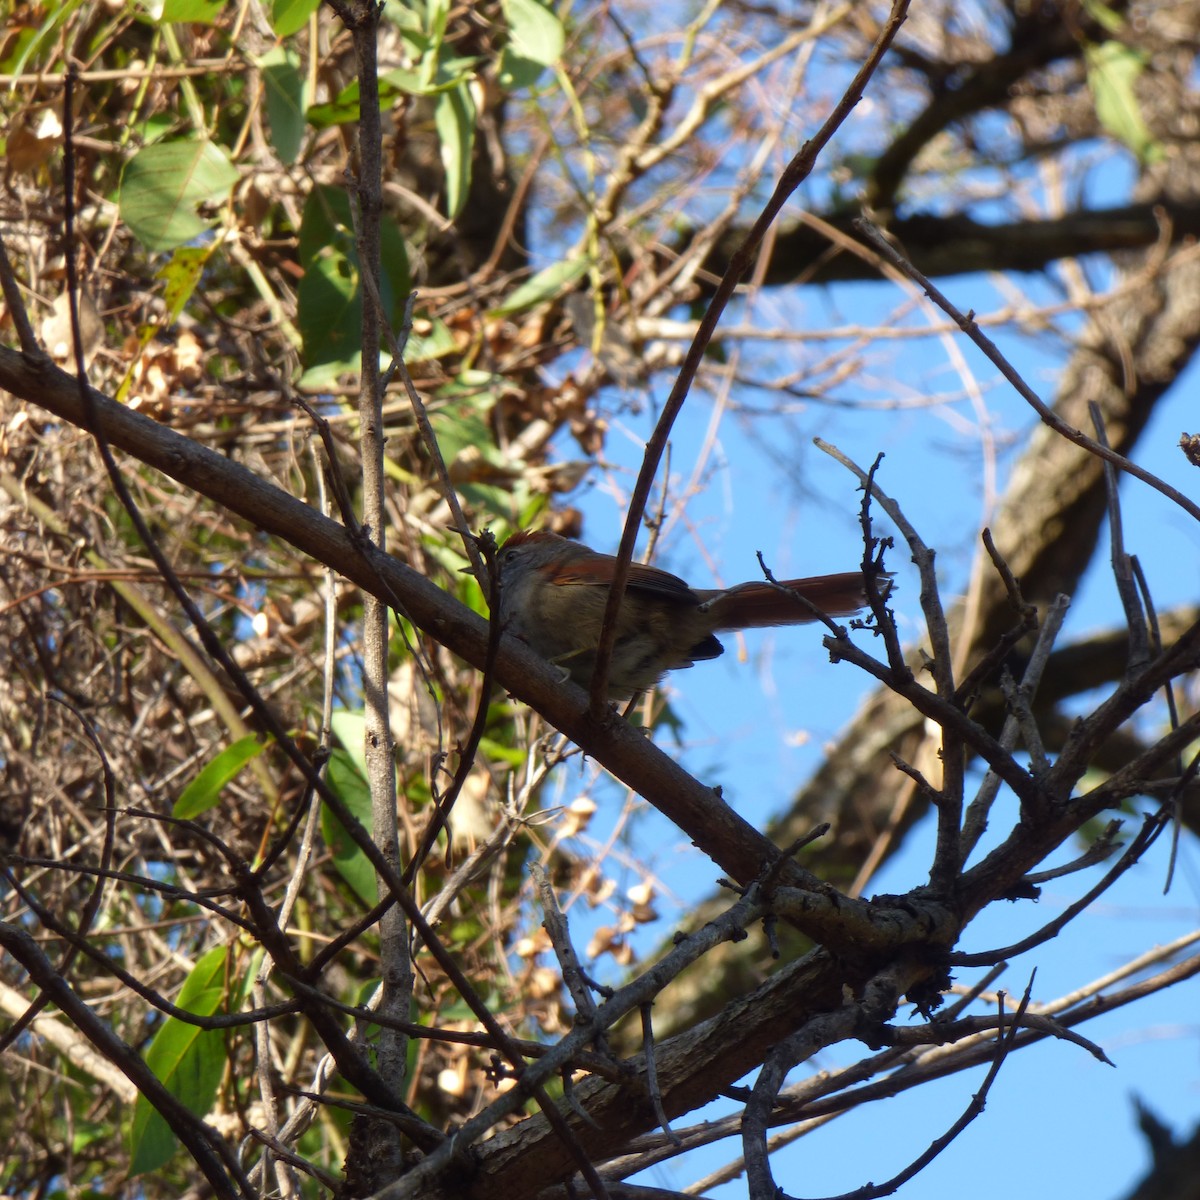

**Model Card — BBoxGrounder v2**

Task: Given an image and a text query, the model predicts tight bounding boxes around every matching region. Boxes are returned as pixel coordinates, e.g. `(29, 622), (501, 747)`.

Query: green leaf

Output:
(0, 25), (40, 77)
(380, 66), (431, 96)
(2, 0), (89, 79)
(378, 223), (412, 339)
(497, 48), (549, 92)
(306, 79), (363, 128)
(499, 0), (564, 89)
(426, 0), (450, 85)
(504, 0), (564, 64)
(230, 947), (264, 1010)
(156, 245), (212, 324)
(140, 111), (178, 146)
(384, 0), (425, 35)
(403, 316), (457, 362)
(489, 256), (591, 315)
(1081, 0), (1127, 35)
(296, 186), (362, 376)
(308, 64), (481, 130)
(295, 185), (411, 379)
(297, 248), (362, 377)
(331, 710), (369, 781)
(427, 0), (450, 30)
(321, 748), (378, 906)
(479, 737), (528, 767)
(297, 183), (355, 261)
(159, 0), (225, 21)
(1084, 40), (1162, 164)
(271, 0), (321, 37)
(431, 394), (508, 468)
(435, 82), (475, 220)
(129, 946), (228, 1175)
(174, 734), (270, 819)
(70, 1117), (111, 1152)
(120, 139), (240, 252)
(260, 47), (307, 165)
(381, 61), (480, 98)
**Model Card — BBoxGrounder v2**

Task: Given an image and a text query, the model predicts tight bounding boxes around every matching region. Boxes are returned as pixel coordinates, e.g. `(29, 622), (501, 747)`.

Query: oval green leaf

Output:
(120, 139), (240, 252)
(321, 747), (378, 906)
(160, 0), (225, 21)
(260, 47), (308, 165)
(129, 946), (228, 1175)
(1085, 40), (1163, 164)
(499, 0), (564, 89)
(435, 82), (475, 220)
(489, 256), (591, 316)
(271, 0), (321, 37)
(174, 734), (269, 819)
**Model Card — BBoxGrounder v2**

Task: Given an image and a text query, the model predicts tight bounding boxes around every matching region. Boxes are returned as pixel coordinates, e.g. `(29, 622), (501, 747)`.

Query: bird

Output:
(494, 529), (875, 698)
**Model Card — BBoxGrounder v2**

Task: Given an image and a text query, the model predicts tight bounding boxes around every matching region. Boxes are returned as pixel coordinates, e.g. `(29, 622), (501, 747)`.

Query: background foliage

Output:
(1, 0), (1199, 1197)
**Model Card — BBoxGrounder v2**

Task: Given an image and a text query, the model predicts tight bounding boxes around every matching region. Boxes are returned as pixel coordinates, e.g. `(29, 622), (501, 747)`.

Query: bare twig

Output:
(0, 696), (116, 1056)
(960, 595), (1070, 855)
(0, 235), (41, 356)
(814, 440), (927, 677)
(1089, 401), (1149, 672)
(786, 982), (1031, 1200)
(341, 4), (411, 1102)
(951, 811), (1166, 966)
(998, 667), (1049, 779)
(640, 1003), (681, 1148)
(1125, 552), (1186, 893)
(853, 217), (1200, 524)
(533, 862), (608, 1038)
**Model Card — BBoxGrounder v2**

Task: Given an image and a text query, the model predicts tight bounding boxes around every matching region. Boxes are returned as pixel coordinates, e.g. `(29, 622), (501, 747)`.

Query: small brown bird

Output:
(496, 530), (872, 698)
